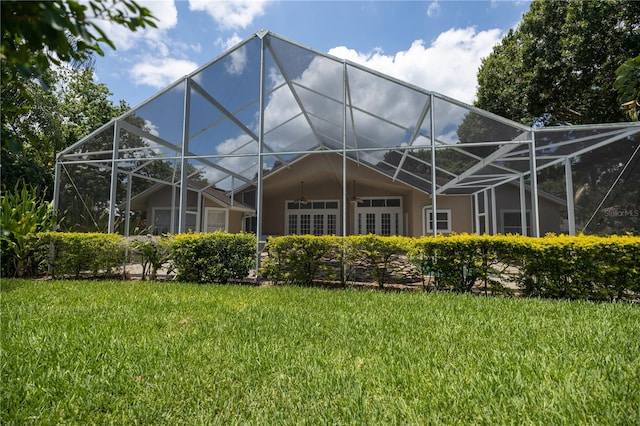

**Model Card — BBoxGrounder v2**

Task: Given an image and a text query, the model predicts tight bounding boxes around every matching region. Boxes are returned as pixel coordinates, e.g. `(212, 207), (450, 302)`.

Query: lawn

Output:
(2, 279), (639, 424)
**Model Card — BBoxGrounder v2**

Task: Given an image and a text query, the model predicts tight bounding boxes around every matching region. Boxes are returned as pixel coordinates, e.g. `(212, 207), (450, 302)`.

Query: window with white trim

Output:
(354, 197), (403, 236)
(204, 208), (228, 232)
(285, 200), (339, 235)
(423, 208), (452, 234)
(501, 210), (531, 235)
(152, 208), (197, 234)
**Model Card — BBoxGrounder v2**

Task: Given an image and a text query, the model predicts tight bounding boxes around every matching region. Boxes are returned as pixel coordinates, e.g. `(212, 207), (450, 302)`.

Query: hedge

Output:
(169, 232), (257, 284)
(37, 232), (127, 279)
(29, 232), (640, 301)
(35, 232), (257, 283)
(263, 234), (640, 301)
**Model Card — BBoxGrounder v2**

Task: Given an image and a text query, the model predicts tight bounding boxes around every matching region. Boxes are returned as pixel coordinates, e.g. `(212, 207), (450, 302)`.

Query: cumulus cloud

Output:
(131, 58), (199, 88)
(90, 1), (205, 89)
(189, 0), (270, 30)
(92, 1), (179, 51)
(329, 27), (503, 105)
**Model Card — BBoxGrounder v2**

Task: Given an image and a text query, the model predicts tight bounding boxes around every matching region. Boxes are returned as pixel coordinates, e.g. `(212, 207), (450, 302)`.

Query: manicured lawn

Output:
(2, 279), (639, 424)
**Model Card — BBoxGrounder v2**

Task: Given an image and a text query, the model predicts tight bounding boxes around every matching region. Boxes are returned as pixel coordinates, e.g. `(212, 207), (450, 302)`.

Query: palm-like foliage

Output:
(0, 185), (56, 277)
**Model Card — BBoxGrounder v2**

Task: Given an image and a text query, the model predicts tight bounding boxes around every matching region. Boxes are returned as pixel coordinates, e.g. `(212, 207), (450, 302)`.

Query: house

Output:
(54, 30), (640, 239)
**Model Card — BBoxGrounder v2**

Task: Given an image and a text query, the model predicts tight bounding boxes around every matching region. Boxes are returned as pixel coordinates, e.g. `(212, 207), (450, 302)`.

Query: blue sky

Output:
(93, 1), (531, 108)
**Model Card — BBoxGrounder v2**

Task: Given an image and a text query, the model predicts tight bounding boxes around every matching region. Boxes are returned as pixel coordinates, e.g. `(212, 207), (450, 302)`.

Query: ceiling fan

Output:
(296, 181), (309, 205)
(351, 180), (363, 204)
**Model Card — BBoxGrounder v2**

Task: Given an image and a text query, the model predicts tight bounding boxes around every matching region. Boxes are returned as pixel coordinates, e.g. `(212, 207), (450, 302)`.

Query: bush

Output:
(169, 232), (256, 284)
(38, 232), (127, 278)
(347, 235), (408, 288)
(517, 234), (640, 301)
(261, 235), (335, 286)
(0, 185), (55, 277)
(408, 235), (516, 294)
(129, 235), (170, 280)
(25, 230), (639, 301)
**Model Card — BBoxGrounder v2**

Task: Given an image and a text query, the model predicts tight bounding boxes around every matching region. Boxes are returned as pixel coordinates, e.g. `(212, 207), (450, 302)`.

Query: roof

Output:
(125, 180), (254, 212)
(57, 30), (640, 202)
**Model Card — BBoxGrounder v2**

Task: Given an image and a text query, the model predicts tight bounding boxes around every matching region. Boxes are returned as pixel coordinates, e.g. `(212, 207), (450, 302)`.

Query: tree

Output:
(615, 55), (640, 121)
(1, 66), (129, 196)
(476, 0), (640, 126)
(1, 0), (156, 85)
(474, 0), (640, 235)
(1, 0), (155, 195)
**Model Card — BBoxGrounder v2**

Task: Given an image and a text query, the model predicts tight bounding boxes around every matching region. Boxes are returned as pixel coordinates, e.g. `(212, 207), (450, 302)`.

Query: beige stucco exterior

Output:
(246, 152), (476, 237)
(131, 152), (563, 237)
(130, 185), (251, 234)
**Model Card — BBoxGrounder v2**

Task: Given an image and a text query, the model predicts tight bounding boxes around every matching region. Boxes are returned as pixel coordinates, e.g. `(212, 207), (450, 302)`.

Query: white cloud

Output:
(329, 27), (503, 105)
(426, 1), (441, 17)
(214, 33), (248, 75)
(216, 33), (244, 50)
(131, 58), (199, 88)
(189, 0), (270, 30)
(91, 1), (178, 52)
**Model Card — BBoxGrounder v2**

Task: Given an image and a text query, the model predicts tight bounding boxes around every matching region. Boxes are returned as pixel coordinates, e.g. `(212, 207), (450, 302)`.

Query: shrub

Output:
(347, 235), (408, 288)
(129, 235), (170, 280)
(517, 234), (640, 301)
(0, 185), (56, 277)
(38, 232), (127, 278)
(169, 232), (256, 284)
(261, 235), (334, 286)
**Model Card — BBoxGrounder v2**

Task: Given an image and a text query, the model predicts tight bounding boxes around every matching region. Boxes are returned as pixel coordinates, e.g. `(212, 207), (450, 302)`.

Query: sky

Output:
(92, 0), (532, 108)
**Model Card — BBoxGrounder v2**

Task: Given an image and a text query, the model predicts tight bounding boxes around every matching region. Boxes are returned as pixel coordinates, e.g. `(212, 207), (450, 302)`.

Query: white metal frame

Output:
(52, 30), (640, 259)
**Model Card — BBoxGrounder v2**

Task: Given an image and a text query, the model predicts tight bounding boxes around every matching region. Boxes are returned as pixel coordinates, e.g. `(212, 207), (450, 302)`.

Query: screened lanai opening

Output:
(54, 30), (640, 239)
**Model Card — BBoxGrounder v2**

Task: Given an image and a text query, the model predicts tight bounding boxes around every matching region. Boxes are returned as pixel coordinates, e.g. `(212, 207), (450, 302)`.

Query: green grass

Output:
(2, 280), (639, 425)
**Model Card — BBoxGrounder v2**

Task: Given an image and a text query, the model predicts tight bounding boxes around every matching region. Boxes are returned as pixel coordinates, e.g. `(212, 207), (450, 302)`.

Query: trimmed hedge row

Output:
(30, 232), (639, 301)
(35, 232), (257, 283)
(262, 234), (640, 301)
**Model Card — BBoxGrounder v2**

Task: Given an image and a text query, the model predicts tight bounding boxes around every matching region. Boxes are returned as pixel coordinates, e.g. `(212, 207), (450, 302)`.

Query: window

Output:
(313, 214), (324, 235)
(285, 200), (340, 235)
(205, 208), (227, 232)
(502, 210), (531, 235)
(423, 208), (452, 234)
(243, 215), (257, 233)
(381, 213), (391, 236)
(300, 214), (311, 234)
(366, 213), (376, 234)
(152, 208), (197, 234)
(354, 197), (403, 236)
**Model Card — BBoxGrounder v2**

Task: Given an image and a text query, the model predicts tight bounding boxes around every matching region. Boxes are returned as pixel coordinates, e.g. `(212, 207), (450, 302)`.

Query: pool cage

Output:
(54, 30), (640, 244)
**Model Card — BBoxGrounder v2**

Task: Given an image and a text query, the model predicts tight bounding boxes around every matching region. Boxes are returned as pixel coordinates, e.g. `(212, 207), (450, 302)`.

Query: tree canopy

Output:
(1, 0), (156, 195)
(475, 0), (640, 126)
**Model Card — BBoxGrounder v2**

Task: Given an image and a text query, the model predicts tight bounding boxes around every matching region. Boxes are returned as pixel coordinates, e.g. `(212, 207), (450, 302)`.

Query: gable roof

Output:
(57, 30), (640, 205)
(126, 180), (254, 212)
